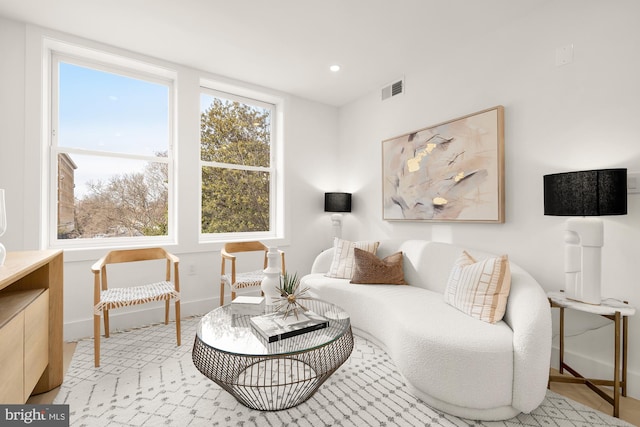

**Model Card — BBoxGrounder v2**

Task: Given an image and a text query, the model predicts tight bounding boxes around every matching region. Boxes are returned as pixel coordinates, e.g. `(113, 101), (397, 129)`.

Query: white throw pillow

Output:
(444, 251), (511, 324)
(326, 238), (380, 279)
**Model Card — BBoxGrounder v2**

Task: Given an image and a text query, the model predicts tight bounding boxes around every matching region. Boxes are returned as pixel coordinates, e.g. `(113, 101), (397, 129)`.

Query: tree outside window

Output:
(200, 93), (274, 234)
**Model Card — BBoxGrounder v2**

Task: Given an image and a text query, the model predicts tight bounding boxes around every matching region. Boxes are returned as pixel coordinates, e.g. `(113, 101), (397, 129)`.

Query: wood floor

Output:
(28, 343), (640, 426)
(549, 368), (640, 426)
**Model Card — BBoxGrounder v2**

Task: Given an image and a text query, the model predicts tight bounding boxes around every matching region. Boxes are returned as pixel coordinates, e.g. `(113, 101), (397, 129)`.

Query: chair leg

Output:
(164, 299), (170, 325)
(175, 299), (181, 346)
(219, 281), (225, 306)
(231, 290), (236, 301)
(94, 313), (101, 367)
(104, 309), (110, 338)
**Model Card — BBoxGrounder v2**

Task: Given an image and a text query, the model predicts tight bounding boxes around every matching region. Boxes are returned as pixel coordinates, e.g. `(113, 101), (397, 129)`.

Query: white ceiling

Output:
(0, 0), (549, 106)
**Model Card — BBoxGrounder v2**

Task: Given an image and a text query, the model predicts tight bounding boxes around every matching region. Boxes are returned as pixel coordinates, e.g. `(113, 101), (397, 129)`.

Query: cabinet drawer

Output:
(24, 289), (49, 401)
(0, 313), (25, 404)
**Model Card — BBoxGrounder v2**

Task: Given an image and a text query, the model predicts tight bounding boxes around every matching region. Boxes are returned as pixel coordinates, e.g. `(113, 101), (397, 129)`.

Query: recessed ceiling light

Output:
(329, 64), (341, 72)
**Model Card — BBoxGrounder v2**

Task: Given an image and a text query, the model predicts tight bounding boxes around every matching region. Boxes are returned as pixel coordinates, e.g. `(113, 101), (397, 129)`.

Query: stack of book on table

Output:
(250, 310), (329, 343)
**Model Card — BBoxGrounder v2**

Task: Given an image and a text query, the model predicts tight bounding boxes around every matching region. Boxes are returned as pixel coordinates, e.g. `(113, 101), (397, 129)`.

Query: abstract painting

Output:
(382, 106), (504, 222)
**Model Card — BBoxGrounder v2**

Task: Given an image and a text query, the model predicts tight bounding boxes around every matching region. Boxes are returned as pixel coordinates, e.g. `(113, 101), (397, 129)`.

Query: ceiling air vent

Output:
(381, 78), (404, 101)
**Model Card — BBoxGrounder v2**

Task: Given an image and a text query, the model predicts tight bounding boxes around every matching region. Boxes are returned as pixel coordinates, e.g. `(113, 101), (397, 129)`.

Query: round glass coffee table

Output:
(192, 298), (353, 411)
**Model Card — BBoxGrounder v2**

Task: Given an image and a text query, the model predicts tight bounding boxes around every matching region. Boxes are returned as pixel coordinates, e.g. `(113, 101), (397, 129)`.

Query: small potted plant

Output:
(275, 272), (311, 319)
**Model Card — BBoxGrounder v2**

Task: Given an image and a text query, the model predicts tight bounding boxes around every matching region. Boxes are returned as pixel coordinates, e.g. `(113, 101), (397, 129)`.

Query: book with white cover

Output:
(249, 310), (329, 343)
(231, 296), (264, 304)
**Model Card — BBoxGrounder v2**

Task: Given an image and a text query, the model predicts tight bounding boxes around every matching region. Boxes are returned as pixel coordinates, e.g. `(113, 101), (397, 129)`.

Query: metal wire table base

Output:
(192, 326), (354, 411)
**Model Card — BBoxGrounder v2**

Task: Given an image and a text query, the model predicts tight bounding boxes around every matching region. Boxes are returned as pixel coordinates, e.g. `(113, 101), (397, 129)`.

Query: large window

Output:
(200, 89), (277, 239)
(42, 36), (284, 253)
(50, 55), (174, 246)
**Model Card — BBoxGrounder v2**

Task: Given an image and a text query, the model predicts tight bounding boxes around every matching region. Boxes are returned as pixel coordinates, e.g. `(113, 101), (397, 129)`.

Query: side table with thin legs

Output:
(547, 291), (635, 418)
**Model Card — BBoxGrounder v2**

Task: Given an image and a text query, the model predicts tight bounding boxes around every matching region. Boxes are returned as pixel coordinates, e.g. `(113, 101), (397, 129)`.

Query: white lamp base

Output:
(330, 213), (343, 239)
(564, 217), (603, 305)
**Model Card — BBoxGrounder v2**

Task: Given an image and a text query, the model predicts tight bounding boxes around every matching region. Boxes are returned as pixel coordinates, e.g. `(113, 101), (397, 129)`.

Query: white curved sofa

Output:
(300, 239), (551, 421)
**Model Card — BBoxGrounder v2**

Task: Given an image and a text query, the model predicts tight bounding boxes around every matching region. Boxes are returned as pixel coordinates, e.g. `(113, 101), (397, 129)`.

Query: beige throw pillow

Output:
(350, 248), (406, 285)
(326, 238), (380, 279)
(444, 251), (511, 324)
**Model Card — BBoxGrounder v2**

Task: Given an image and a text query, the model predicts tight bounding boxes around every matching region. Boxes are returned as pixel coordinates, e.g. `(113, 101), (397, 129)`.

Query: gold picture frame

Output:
(382, 106), (505, 223)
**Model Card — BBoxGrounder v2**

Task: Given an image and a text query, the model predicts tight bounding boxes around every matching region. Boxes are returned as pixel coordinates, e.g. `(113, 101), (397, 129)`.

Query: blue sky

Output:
(58, 62), (169, 197)
(58, 63), (270, 199)
(59, 61), (169, 154)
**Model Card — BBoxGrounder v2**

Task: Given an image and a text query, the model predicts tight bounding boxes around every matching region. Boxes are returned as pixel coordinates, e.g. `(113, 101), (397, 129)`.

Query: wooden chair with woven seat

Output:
(220, 241), (285, 305)
(91, 247), (181, 367)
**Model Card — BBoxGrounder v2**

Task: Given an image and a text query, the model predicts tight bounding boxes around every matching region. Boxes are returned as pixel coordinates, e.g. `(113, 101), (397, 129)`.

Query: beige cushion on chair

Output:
(94, 281), (179, 315)
(221, 270), (265, 290)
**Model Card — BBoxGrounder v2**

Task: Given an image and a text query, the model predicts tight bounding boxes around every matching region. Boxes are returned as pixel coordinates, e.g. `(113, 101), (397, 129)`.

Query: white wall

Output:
(338, 0), (640, 398)
(2, 0), (640, 400)
(0, 17), (26, 249)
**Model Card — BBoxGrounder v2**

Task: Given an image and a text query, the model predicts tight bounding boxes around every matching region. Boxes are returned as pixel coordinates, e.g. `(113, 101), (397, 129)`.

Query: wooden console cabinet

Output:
(0, 250), (63, 403)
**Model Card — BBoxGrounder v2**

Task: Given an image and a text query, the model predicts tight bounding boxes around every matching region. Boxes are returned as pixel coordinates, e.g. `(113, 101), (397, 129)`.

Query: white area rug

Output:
(54, 316), (633, 426)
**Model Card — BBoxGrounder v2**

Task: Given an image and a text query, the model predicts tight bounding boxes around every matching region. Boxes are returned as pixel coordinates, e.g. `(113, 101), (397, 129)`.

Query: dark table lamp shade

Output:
(543, 168), (627, 216)
(324, 192), (352, 213)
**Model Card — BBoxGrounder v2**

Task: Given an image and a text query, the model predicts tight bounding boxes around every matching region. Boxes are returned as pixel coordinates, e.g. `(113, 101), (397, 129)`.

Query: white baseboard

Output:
(551, 344), (640, 400)
(63, 298), (217, 342)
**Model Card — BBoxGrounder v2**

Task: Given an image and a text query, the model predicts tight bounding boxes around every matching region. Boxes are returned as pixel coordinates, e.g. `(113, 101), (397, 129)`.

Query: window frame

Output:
(46, 50), (177, 250)
(198, 86), (281, 243)
(36, 35), (286, 256)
